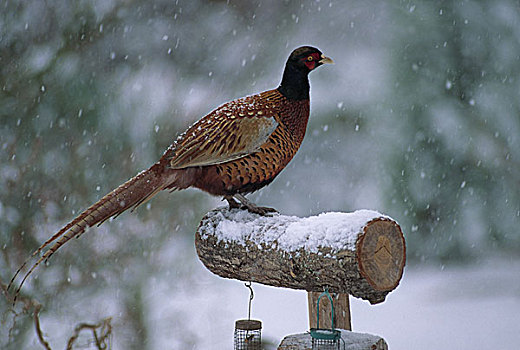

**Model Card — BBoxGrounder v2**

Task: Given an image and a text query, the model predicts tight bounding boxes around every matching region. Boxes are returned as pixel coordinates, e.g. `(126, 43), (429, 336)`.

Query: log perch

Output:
(195, 208), (405, 304)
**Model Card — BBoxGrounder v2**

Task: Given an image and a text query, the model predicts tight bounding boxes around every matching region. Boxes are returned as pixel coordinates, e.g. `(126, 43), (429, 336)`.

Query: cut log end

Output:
(357, 218), (406, 293)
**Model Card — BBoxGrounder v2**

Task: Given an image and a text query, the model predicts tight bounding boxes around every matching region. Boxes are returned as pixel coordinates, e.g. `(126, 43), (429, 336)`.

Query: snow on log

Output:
(195, 208), (405, 304)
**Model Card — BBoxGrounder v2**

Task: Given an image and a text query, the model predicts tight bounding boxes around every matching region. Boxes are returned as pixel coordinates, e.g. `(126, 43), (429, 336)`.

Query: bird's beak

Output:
(319, 54), (334, 64)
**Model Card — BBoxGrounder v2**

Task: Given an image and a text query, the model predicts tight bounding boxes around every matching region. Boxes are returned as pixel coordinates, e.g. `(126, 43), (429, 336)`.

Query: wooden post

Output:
(307, 292), (351, 330)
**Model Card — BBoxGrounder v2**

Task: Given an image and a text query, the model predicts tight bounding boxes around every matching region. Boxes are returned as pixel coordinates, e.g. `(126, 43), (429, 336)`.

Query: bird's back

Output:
(165, 88), (310, 196)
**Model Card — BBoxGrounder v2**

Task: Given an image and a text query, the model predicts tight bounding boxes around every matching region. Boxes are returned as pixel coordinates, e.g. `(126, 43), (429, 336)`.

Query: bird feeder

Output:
(309, 290), (344, 350)
(234, 282), (262, 350)
(197, 208), (405, 349)
(234, 319), (262, 350)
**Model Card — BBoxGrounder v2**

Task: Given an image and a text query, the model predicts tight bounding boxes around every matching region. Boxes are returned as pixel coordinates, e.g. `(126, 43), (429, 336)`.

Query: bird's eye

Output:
(307, 56), (314, 61)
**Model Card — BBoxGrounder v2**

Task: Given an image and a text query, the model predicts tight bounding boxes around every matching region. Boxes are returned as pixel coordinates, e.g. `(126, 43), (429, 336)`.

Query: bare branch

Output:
(1, 279), (111, 350)
(66, 317), (112, 350)
(33, 304), (52, 350)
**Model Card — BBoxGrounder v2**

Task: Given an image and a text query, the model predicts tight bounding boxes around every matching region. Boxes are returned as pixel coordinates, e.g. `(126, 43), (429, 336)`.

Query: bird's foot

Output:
(244, 204), (278, 216)
(232, 194), (278, 216)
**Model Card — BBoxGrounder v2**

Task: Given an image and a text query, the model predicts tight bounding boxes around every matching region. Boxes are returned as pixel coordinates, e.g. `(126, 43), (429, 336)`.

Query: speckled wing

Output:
(169, 101), (279, 169)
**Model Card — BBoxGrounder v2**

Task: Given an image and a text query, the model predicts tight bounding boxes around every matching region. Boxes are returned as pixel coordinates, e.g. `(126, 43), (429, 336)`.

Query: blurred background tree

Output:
(384, 1), (520, 261)
(1, 0), (519, 349)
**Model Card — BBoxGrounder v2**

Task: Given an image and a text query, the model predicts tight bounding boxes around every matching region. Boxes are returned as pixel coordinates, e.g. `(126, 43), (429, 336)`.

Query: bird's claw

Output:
(242, 204), (278, 216)
(224, 194), (278, 216)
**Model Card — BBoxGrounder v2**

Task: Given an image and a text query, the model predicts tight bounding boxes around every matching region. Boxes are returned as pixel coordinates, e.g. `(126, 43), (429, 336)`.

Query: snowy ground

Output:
(147, 256), (520, 349)
(4, 247), (519, 349)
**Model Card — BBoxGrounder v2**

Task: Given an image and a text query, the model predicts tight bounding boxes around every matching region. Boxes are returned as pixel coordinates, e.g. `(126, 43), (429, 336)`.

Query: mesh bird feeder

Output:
(310, 290), (345, 350)
(234, 282), (262, 350)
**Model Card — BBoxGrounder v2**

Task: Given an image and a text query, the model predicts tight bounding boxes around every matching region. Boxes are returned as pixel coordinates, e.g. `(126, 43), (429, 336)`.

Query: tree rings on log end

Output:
(356, 218), (405, 292)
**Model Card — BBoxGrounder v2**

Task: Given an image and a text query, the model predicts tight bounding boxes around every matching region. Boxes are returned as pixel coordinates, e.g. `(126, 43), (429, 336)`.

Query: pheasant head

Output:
(278, 46), (334, 100)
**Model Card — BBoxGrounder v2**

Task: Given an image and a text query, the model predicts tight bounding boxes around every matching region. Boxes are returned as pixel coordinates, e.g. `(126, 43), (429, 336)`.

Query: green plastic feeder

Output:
(309, 290), (344, 350)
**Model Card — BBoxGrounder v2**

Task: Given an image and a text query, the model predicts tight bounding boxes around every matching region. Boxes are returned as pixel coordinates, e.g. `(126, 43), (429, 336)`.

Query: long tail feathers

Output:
(7, 164), (175, 305)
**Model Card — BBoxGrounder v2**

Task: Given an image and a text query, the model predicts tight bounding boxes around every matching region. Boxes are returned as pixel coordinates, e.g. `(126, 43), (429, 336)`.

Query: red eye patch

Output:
(305, 60), (316, 70)
(303, 53), (321, 70)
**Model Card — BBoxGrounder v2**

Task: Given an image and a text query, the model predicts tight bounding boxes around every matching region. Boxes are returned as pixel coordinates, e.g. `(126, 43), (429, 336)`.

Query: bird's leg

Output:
(224, 195), (241, 210)
(233, 193), (278, 216)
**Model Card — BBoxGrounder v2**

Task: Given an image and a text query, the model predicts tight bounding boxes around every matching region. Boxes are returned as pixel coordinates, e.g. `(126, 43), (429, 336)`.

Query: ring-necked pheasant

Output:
(8, 46), (333, 302)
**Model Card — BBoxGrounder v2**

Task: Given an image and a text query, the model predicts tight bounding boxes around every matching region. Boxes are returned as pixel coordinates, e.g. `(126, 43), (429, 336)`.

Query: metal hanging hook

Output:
(245, 281), (254, 320)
